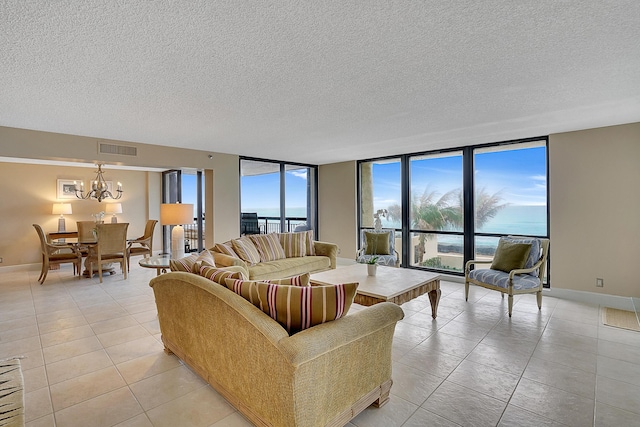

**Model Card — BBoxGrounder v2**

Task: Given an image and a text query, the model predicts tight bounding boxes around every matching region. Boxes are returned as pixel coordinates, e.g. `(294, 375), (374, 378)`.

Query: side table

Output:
(139, 254), (172, 276)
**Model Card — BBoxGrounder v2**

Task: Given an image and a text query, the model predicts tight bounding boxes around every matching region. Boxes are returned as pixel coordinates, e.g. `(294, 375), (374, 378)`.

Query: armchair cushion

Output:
(256, 281), (358, 334)
(490, 239), (531, 273)
(502, 236), (542, 276)
(468, 268), (541, 290)
(364, 231), (391, 255)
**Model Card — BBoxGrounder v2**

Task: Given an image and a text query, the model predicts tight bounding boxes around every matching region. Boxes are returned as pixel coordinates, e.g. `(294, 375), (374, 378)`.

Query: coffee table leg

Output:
(428, 288), (441, 319)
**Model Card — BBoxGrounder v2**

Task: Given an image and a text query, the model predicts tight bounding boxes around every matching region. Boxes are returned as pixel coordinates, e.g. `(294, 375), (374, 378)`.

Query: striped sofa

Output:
(150, 271), (404, 427)
(211, 231), (339, 280)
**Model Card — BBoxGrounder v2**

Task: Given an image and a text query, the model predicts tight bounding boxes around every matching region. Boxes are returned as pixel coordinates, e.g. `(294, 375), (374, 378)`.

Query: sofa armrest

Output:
(278, 302), (404, 366)
(277, 302), (404, 424)
(313, 241), (338, 269)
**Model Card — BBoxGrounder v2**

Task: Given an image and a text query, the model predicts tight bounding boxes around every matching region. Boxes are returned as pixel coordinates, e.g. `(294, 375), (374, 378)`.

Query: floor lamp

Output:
(160, 203), (194, 259)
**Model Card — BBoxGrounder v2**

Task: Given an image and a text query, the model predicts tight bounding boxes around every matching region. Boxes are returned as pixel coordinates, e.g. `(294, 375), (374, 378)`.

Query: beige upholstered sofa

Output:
(150, 271), (404, 427)
(211, 231), (339, 280)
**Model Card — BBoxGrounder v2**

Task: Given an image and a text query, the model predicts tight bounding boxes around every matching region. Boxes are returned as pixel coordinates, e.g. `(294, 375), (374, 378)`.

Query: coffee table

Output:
(311, 264), (441, 318)
(139, 254), (172, 276)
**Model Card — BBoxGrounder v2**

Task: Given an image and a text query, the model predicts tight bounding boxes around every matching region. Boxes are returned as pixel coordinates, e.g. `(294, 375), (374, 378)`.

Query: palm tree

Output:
(386, 186), (506, 264)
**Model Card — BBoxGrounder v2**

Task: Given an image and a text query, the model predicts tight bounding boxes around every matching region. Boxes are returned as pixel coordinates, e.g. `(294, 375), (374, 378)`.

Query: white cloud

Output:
(288, 170), (307, 180)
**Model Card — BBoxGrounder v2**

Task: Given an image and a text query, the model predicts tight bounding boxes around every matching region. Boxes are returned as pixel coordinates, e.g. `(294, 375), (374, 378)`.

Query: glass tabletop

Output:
(138, 254), (172, 269)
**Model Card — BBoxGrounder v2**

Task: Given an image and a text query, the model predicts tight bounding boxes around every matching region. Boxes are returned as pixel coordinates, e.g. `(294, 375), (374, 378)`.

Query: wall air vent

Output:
(98, 142), (138, 157)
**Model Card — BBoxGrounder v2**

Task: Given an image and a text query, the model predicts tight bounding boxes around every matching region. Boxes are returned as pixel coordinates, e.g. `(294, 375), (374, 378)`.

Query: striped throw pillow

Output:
(198, 265), (244, 285)
(169, 253), (198, 272)
(249, 233), (286, 262)
(256, 281), (358, 333)
(214, 241), (240, 258)
(231, 237), (261, 265)
(193, 249), (216, 269)
(305, 230), (316, 256)
(225, 273), (310, 309)
(279, 232), (307, 258)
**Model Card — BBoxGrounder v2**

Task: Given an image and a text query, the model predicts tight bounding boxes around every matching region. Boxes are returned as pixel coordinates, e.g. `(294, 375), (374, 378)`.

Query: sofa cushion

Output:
(198, 265), (245, 285)
(225, 273), (310, 308)
(490, 239), (531, 273)
(279, 232), (307, 258)
(231, 237), (262, 265)
(214, 241), (240, 258)
(169, 253), (199, 272)
(250, 233), (286, 262)
(256, 281), (358, 333)
(248, 256), (331, 280)
(364, 231), (391, 255)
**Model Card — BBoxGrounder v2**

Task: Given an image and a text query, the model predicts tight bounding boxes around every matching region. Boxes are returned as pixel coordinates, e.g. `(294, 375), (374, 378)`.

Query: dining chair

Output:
(33, 224), (82, 284)
(127, 219), (158, 271)
(86, 223), (129, 283)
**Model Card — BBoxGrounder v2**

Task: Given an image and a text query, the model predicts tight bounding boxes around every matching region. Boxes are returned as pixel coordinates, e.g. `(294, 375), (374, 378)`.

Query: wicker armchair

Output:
(465, 236), (549, 317)
(127, 219), (157, 271)
(33, 224), (82, 284)
(86, 223), (129, 283)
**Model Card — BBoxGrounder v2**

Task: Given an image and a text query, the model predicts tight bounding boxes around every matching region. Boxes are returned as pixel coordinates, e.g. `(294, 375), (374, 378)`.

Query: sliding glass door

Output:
(240, 158), (318, 235)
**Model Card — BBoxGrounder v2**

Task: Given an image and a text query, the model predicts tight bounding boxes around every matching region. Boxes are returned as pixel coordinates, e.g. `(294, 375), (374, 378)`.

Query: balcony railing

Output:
(182, 215), (308, 252)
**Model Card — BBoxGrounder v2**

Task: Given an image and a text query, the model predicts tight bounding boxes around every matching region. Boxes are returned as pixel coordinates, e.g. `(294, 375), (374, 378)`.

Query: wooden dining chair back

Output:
(76, 221), (97, 258)
(87, 223), (129, 283)
(126, 219), (158, 271)
(33, 224), (81, 284)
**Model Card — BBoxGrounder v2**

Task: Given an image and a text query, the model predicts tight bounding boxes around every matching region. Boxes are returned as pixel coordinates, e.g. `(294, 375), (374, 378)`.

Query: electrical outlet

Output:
(596, 278), (604, 287)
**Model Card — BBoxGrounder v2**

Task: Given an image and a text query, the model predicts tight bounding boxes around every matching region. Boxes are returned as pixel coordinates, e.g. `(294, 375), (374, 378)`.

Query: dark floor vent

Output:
(98, 142), (137, 156)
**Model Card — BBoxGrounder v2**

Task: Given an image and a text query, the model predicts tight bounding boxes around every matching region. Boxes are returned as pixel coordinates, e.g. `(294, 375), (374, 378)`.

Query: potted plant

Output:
(365, 256), (379, 276)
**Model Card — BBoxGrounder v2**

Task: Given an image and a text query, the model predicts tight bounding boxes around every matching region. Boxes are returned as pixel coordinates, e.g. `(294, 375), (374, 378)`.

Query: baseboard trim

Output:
(543, 287), (636, 311)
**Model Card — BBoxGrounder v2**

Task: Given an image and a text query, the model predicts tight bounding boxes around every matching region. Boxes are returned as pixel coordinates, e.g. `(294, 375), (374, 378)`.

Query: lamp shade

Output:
(52, 203), (72, 215)
(105, 203), (123, 214)
(160, 203), (194, 225)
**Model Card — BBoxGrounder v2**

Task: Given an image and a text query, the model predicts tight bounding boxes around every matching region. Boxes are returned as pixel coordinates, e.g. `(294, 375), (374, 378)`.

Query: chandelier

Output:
(75, 164), (123, 202)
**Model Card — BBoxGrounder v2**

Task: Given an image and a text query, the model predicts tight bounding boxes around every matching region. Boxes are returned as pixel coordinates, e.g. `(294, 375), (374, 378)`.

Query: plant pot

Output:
(367, 264), (377, 276)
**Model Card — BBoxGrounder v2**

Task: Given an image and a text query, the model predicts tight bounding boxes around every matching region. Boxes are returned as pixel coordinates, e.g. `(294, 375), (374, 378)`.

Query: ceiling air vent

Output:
(98, 142), (137, 157)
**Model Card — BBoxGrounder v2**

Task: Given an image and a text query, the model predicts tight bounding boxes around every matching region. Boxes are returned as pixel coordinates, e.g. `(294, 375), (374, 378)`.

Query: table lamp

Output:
(52, 203), (72, 232)
(160, 203), (194, 259)
(105, 203), (123, 223)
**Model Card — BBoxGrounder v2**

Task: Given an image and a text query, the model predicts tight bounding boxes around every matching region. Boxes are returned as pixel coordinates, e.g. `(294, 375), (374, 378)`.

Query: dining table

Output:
(47, 230), (114, 277)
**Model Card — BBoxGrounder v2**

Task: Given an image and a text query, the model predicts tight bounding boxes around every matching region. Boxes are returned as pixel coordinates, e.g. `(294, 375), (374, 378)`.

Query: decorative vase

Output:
(367, 264), (377, 276)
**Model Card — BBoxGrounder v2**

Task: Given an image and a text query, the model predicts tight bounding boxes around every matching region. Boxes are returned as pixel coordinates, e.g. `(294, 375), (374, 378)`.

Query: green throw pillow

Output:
(364, 231), (391, 255)
(491, 239), (532, 273)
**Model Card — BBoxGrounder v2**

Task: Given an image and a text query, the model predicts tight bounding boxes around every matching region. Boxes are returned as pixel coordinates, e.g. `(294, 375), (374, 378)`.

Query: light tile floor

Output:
(2, 263), (640, 427)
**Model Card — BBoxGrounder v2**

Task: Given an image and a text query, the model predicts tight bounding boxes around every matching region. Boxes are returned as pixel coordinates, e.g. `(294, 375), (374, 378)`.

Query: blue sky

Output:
(182, 145), (546, 214)
(372, 145), (547, 212)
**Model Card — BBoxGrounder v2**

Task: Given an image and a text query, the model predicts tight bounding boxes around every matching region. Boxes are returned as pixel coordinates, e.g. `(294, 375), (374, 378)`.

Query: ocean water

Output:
(245, 205), (546, 252)
(377, 205), (546, 234)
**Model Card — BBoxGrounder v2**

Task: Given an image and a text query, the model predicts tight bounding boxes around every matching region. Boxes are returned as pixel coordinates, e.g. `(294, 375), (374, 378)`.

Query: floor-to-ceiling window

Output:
(358, 138), (549, 279)
(240, 158), (318, 235)
(409, 151), (464, 272)
(472, 140), (548, 275)
(358, 158), (402, 260)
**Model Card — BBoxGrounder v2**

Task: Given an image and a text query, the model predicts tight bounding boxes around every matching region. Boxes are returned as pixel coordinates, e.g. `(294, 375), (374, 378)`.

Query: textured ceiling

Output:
(2, 1), (639, 165)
